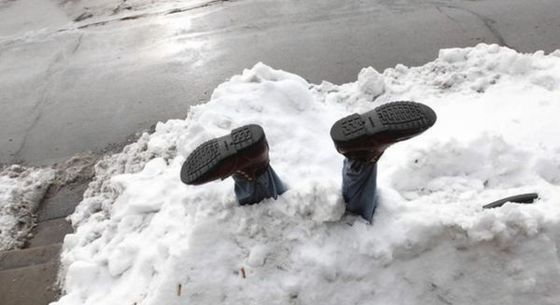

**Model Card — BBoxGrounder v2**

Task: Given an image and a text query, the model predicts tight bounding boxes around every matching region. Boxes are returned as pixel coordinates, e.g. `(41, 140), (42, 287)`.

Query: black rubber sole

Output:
(330, 101), (437, 144)
(482, 193), (538, 209)
(181, 124), (265, 185)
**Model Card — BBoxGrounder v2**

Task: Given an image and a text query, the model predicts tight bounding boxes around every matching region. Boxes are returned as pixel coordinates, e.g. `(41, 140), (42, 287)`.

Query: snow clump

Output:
(0, 165), (55, 250)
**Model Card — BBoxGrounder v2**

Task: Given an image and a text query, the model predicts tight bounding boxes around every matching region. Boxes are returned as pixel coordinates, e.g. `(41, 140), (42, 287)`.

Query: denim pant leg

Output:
(233, 165), (287, 205)
(342, 158), (378, 222)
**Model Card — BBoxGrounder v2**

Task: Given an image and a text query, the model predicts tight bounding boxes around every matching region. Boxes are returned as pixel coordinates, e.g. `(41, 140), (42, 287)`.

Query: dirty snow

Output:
(55, 44), (560, 305)
(0, 165), (55, 250)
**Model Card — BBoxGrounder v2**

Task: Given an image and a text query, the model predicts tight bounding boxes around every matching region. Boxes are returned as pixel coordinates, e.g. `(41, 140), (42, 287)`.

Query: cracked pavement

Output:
(1, 0), (559, 166)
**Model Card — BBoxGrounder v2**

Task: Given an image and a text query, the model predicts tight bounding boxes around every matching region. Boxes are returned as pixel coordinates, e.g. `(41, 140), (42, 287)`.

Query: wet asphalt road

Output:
(1, 0), (559, 165)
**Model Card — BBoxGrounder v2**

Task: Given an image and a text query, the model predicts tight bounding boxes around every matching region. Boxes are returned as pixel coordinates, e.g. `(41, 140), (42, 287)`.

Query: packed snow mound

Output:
(0, 165), (54, 250)
(55, 44), (560, 305)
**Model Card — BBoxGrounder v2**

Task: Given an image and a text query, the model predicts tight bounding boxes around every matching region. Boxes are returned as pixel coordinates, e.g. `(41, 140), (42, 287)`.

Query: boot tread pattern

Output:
(183, 139), (220, 181)
(182, 124), (264, 184)
(340, 114), (366, 137)
(330, 101), (436, 146)
(377, 102), (428, 130)
(232, 125), (259, 150)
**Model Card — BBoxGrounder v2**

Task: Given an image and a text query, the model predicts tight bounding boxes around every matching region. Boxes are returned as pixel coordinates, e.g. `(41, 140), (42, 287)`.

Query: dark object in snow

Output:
(330, 101), (437, 163)
(482, 193), (539, 209)
(181, 124), (269, 185)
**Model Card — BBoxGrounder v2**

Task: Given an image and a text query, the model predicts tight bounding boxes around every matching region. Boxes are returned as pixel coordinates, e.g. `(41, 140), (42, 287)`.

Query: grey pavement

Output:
(0, 260), (60, 305)
(0, 178), (85, 305)
(1, 0), (559, 166)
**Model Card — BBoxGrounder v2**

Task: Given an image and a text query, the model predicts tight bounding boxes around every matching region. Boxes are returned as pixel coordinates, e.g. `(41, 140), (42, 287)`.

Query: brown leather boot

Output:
(181, 124), (270, 185)
(330, 101), (437, 163)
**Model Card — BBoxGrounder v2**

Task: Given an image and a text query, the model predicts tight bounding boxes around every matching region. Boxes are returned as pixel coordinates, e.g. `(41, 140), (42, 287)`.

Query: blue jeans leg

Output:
(233, 165), (287, 205)
(342, 158), (378, 222)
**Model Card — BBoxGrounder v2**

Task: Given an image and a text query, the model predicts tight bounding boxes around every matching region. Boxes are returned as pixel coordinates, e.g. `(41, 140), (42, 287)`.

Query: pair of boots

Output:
(180, 101), (436, 219)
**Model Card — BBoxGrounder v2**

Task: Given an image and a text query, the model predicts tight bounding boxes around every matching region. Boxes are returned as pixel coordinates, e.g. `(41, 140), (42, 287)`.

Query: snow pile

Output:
(0, 165), (55, 250)
(55, 44), (560, 305)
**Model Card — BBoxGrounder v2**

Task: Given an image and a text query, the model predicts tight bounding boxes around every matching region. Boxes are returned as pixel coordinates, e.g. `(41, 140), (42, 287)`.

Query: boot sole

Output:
(181, 124), (265, 185)
(330, 101), (437, 145)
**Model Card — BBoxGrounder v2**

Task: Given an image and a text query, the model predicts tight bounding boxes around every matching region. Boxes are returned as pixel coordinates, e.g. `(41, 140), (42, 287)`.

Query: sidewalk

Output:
(0, 178), (89, 305)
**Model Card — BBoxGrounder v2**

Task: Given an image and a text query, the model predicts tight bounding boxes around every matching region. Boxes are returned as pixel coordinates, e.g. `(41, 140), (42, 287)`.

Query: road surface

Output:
(1, 0), (559, 165)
